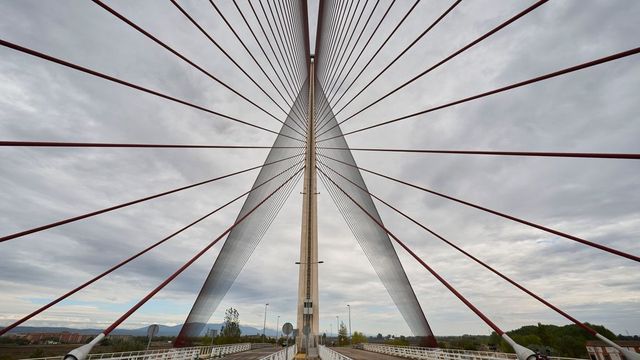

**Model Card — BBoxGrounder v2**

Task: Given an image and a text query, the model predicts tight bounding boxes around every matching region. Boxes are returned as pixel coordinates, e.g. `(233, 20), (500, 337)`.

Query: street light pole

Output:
(263, 303), (269, 340)
(336, 315), (339, 343)
(347, 304), (352, 344)
(276, 315), (280, 347)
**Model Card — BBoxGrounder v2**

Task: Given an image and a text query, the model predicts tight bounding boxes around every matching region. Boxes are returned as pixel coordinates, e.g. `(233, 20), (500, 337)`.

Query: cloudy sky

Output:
(1, 0), (639, 339)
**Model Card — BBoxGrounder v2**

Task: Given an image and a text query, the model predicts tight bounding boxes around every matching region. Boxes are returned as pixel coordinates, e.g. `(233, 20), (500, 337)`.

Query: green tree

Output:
(201, 335), (213, 346)
(338, 322), (349, 346)
(29, 349), (45, 358)
(216, 307), (241, 344)
(489, 323), (616, 358)
(385, 336), (409, 346)
(111, 338), (145, 352)
(352, 331), (367, 344)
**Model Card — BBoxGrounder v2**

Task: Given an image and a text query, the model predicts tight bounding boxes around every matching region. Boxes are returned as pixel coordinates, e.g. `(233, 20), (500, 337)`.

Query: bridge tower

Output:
(296, 57), (320, 357)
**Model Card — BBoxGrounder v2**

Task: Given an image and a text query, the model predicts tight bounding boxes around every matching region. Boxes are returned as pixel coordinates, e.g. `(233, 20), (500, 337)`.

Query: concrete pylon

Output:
(296, 58), (319, 358)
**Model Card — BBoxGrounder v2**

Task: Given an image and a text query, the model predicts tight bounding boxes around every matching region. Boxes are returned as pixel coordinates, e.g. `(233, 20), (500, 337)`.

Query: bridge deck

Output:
(333, 347), (405, 360)
(220, 346), (280, 359)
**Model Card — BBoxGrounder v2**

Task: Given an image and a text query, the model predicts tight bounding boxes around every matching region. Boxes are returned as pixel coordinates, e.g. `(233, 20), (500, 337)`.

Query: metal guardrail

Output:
(361, 344), (586, 360)
(197, 343), (251, 359)
(363, 344), (515, 360)
(258, 344), (297, 360)
(21, 343), (252, 360)
(318, 345), (353, 360)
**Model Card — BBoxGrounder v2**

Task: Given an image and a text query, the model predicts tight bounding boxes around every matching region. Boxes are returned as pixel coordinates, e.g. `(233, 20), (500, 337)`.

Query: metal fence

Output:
(361, 344), (586, 360)
(257, 344), (297, 360)
(22, 343), (251, 360)
(318, 345), (353, 360)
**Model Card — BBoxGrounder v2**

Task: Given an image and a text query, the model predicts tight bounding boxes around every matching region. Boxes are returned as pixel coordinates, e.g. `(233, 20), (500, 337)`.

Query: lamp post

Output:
(347, 304), (352, 344)
(336, 315), (339, 343)
(275, 315), (280, 347)
(263, 303), (269, 340)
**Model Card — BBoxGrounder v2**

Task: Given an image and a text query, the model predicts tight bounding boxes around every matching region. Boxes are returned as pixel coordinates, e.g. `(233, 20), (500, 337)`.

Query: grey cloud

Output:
(1, 0), (639, 338)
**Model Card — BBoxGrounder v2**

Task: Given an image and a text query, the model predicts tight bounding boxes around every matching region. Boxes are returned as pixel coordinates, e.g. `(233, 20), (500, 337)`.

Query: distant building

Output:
(24, 332), (94, 344)
(586, 340), (640, 360)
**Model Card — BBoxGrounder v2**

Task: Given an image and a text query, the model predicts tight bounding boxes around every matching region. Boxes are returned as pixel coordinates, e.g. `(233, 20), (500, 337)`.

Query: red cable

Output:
(314, 0), (397, 131)
(0, 154), (302, 243)
(319, 0), (549, 137)
(318, 167), (504, 335)
(318, 153), (640, 263)
(0, 39), (304, 143)
(103, 167), (303, 335)
(0, 141), (301, 149)
(318, 146), (640, 160)
(318, 0), (462, 131)
(319, 46), (640, 142)
(319, 159), (598, 336)
(170, 0), (307, 134)
(91, 1), (301, 135)
(0, 159), (303, 336)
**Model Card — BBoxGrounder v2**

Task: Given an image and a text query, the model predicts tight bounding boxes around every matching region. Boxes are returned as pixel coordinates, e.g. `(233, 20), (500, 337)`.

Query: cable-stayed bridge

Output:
(0, 1), (638, 360)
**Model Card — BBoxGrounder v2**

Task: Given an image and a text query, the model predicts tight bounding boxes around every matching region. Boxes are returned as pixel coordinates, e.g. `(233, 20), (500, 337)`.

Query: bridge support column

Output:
(296, 57), (319, 358)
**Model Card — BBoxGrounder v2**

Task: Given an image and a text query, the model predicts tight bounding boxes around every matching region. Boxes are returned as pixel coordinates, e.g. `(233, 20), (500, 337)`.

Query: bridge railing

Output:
(361, 344), (586, 360)
(318, 345), (353, 360)
(363, 343), (515, 360)
(21, 343), (251, 360)
(258, 344), (297, 360)
(197, 343), (251, 358)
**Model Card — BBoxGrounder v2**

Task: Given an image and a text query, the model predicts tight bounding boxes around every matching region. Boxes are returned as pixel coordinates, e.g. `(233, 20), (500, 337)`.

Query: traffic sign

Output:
(147, 324), (159, 338)
(282, 322), (293, 336)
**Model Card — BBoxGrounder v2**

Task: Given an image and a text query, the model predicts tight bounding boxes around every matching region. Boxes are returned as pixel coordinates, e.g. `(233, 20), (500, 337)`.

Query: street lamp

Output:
(336, 315), (339, 342)
(275, 315), (280, 347)
(263, 303), (269, 339)
(347, 304), (352, 344)
(295, 261), (324, 264)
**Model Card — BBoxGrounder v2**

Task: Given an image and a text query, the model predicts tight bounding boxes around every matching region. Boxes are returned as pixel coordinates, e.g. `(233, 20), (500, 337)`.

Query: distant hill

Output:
(3, 323), (278, 337)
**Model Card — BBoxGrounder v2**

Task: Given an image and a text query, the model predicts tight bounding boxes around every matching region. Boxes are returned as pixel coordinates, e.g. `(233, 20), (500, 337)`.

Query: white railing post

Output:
(20, 343), (253, 360)
(318, 345), (354, 360)
(256, 344), (297, 360)
(26, 343), (592, 360)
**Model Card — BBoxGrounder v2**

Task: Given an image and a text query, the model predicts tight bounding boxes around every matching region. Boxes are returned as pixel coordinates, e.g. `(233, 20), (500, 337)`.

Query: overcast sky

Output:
(1, 0), (639, 339)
